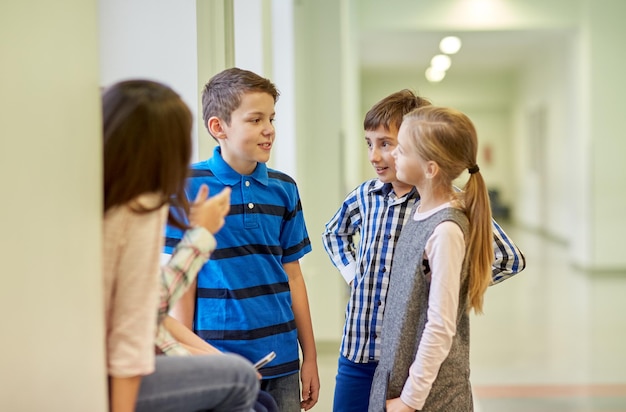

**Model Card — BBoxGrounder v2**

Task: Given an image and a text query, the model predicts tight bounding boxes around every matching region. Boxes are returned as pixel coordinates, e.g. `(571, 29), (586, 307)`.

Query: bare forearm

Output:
(291, 275), (317, 360)
(162, 315), (220, 355)
(109, 375), (141, 412)
(169, 279), (196, 329)
(284, 261), (320, 410)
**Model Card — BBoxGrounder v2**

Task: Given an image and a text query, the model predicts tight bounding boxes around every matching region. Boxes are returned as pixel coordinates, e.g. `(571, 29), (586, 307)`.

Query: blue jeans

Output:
(135, 353), (259, 412)
(333, 355), (379, 412)
(254, 390), (279, 412)
(260, 372), (301, 412)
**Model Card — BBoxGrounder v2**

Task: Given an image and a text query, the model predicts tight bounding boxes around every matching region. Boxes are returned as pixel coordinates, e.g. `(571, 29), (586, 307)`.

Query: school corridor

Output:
(315, 223), (626, 411)
(3, 1), (626, 410)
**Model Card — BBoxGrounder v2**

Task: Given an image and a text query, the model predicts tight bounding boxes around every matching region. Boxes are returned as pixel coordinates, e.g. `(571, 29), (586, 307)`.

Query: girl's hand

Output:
(189, 184), (231, 234)
(386, 397), (416, 412)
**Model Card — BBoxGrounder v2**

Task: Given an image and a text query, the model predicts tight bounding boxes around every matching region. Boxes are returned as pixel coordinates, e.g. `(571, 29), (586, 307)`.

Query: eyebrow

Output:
(363, 136), (397, 140)
(245, 111), (275, 117)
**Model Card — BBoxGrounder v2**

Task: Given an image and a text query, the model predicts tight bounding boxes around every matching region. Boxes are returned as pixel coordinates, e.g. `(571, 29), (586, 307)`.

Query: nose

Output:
(262, 120), (275, 136)
(369, 146), (381, 163)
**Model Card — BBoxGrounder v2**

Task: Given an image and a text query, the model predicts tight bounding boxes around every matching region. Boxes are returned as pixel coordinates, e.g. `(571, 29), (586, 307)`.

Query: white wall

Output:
(514, 31), (578, 243)
(0, 1), (107, 410)
(232, 0), (298, 179)
(340, 0), (365, 194)
(514, 0), (626, 270)
(98, 0), (200, 158)
(294, 0), (348, 342)
(270, 0), (298, 179)
(585, 0), (626, 270)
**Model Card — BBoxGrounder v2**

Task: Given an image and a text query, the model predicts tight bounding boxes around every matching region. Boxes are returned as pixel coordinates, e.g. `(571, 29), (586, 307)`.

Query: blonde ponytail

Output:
(463, 169), (493, 314)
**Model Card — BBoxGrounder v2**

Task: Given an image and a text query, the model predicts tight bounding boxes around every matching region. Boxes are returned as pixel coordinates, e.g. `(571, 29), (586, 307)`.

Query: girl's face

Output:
(392, 122), (427, 187)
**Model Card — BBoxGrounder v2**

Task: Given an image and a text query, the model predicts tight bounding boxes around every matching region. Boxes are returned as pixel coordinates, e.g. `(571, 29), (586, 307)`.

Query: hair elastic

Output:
(468, 164), (480, 174)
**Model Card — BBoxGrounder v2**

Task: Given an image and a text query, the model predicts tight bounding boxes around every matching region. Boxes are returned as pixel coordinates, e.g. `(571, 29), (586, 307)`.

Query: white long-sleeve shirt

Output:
(401, 202), (465, 410)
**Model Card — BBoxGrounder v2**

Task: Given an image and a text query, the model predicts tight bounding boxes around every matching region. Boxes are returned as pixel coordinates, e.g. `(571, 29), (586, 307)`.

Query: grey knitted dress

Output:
(368, 207), (472, 412)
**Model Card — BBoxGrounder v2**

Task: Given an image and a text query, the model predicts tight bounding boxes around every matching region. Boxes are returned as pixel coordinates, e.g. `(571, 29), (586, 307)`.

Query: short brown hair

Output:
(201, 67), (280, 137)
(102, 80), (192, 227)
(364, 89), (431, 132)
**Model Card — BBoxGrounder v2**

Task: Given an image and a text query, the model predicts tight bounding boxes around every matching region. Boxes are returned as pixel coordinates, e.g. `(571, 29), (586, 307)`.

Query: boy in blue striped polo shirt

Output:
(165, 67), (319, 411)
(322, 89), (526, 411)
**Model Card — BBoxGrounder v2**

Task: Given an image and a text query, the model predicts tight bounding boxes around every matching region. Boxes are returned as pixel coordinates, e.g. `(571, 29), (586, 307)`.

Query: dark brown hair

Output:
(102, 80), (191, 228)
(364, 89), (432, 132)
(201, 67), (279, 139)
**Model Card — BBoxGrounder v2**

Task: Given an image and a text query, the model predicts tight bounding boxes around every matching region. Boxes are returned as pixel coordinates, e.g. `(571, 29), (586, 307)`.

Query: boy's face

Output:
(216, 92), (275, 175)
(365, 125), (401, 184)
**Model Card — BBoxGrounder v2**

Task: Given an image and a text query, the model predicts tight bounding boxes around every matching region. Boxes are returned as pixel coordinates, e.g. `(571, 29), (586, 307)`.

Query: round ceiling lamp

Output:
(439, 36), (462, 55)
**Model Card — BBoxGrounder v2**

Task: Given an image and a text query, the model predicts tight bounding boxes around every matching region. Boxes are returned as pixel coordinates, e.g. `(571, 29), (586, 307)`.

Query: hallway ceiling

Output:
(359, 29), (569, 76)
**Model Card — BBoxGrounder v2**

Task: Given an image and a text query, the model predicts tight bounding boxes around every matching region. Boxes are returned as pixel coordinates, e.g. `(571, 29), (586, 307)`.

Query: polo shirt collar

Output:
(206, 146), (269, 187)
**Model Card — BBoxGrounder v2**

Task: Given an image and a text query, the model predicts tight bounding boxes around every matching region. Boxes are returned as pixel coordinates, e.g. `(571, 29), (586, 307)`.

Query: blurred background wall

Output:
(2, 0), (624, 409)
(1, 1), (106, 410)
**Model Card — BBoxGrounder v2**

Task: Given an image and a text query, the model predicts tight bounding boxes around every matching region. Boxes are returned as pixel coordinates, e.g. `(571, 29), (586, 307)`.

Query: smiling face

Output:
(392, 120), (428, 188)
(210, 91), (276, 175)
(365, 125), (413, 195)
(365, 124), (399, 183)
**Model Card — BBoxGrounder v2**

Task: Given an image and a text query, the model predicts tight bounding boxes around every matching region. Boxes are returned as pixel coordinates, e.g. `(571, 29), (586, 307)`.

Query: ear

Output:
(425, 161), (439, 179)
(207, 116), (226, 141)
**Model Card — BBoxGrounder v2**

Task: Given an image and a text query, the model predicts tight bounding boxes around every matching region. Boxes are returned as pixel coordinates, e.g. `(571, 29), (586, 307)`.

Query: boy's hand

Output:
(189, 184), (231, 235)
(300, 358), (320, 410)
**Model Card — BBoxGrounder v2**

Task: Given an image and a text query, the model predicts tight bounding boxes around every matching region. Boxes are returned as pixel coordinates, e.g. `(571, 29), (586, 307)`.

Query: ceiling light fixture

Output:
(439, 36), (462, 54)
(430, 54), (452, 71)
(425, 67), (446, 83)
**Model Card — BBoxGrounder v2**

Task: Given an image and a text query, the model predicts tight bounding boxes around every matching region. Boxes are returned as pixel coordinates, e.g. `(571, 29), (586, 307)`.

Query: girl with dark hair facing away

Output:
(102, 79), (260, 412)
(369, 106), (494, 411)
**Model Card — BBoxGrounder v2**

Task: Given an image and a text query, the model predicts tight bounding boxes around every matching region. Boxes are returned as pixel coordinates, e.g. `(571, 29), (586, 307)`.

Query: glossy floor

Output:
(315, 225), (626, 411)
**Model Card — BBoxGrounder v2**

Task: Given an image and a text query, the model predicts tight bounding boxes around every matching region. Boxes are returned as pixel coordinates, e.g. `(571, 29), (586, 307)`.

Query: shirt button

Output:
(377, 300), (382, 306)
(245, 181), (250, 187)
(248, 203), (254, 209)
(382, 267), (386, 273)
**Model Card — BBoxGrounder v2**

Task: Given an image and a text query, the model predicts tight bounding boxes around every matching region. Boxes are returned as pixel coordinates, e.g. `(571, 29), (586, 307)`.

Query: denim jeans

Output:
(253, 390), (279, 412)
(260, 372), (301, 412)
(333, 355), (379, 412)
(135, 353), (259, 412)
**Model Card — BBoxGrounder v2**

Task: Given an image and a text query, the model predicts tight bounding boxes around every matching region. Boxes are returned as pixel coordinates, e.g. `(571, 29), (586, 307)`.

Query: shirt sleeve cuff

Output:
(181, 227), (216, 255)
(339, 262), (357, 284)
(400, 389), (426, 411)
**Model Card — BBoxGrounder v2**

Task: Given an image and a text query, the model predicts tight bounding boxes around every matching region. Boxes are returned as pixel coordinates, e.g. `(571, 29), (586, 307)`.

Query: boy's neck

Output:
(220, 149), (259, 175)
(391, 180), (413, 197)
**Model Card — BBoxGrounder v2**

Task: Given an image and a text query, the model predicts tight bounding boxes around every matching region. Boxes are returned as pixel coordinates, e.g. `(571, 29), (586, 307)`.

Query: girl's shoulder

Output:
(105, 192), (166, 222)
